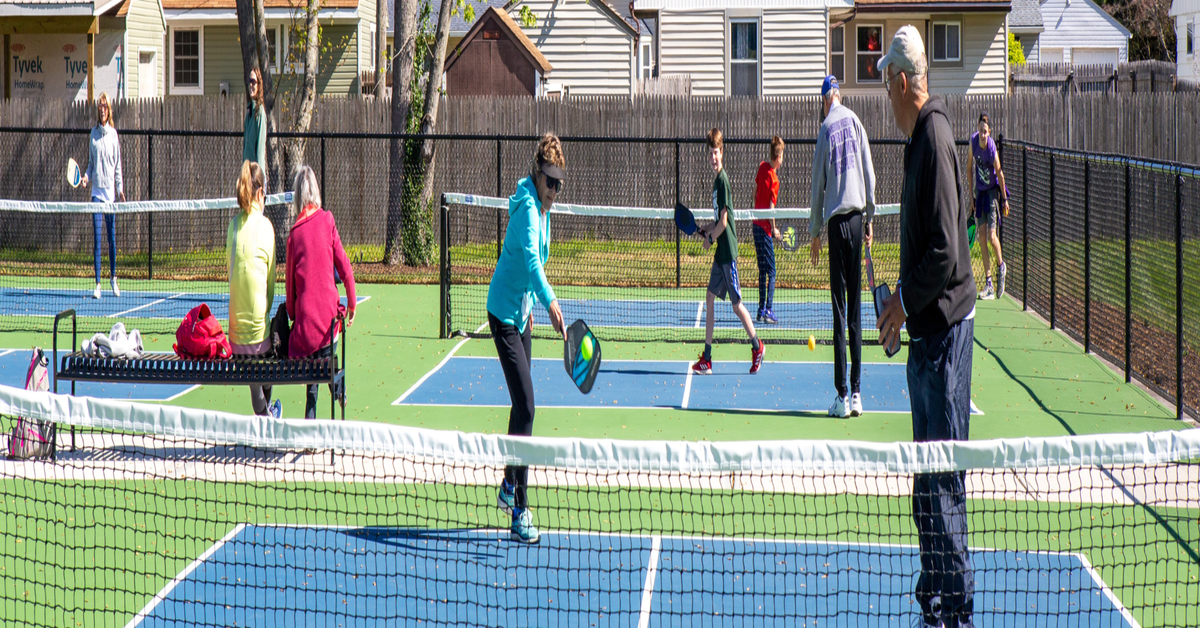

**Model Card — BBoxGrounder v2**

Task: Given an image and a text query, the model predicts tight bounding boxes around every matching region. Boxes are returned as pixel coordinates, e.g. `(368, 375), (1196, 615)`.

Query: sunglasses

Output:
(249, 78), (259, 85)
(543, 174), (563, 193)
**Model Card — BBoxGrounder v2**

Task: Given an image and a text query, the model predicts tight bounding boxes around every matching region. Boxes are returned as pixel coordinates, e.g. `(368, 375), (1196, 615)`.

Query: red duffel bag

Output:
(173, 303), (233, 359)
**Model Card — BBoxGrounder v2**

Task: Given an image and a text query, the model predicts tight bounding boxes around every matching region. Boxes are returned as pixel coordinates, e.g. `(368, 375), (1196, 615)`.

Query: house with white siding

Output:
(2, 0), (166, 99)
(633, 0), (1012, 96)
(1171, 0), (1199, 82)
(163, 0), (378, 96)
(505, 0), (641, 95)
(1033, 0), (1129, 65)
(1009, 0), (1044, 62)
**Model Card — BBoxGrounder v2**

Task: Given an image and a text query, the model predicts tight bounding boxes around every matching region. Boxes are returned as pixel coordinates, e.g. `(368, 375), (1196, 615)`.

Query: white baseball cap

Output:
(876, 25), (926, 76)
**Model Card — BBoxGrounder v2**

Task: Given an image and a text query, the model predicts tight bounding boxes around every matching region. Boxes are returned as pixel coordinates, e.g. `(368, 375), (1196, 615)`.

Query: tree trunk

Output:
(234, 0), (258, 91)
(406, 0), (455, 266)
(375, 0), (387, 96)
(253, 0), (281, 192)
(384, 0), (419, 265)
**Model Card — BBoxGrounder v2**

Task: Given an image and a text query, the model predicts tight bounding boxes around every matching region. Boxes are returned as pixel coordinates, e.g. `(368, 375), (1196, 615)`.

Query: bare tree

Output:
(384, 0), (420, 265)
(375, 0), (388, 96)
(407, 0), (456, 265)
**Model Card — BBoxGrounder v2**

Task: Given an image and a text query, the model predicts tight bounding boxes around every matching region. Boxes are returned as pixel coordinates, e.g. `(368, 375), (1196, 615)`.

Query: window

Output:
(932, 22), (961, 62)
(283, 27), (307, 74)
(729, 19), (759, 96)
(640, 40), (654, 80)
(830, 25), (844, 83)
(1188, 21), (1194, 56)
(856, 25), (883, 83)
(266, 28), (278, 71)
(171, 28), (202, 94)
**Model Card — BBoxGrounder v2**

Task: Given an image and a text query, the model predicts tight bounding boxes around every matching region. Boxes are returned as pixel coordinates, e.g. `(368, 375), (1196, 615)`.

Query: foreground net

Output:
(441, 193), (904, 344)
(0, 193), (292, 335)
(2, 386), (1197, 627)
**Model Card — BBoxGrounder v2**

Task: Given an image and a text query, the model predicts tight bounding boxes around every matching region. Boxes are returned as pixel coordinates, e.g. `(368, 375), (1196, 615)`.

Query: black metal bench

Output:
(52, 309), (347, 458)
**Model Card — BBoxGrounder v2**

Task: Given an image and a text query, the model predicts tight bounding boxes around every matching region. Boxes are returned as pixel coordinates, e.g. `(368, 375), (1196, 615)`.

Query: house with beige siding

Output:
(162, 0), (377, 97)
(633, 0), (1012, 96)
(2, 0), (166, 99)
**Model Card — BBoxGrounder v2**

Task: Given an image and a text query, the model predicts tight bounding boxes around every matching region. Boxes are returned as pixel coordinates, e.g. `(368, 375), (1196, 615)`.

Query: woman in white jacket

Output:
(80, 92), (125, 299)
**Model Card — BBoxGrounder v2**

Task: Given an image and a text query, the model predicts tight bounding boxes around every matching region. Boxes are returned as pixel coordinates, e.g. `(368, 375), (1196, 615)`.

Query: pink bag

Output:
(173, 303), (233, 359)
(7, 348), (55, 460)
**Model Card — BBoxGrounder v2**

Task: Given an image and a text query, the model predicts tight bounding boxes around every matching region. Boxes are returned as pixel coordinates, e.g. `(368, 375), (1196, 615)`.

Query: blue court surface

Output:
(0, 286), (368, 320)
(532, 297), (885, 331)
(396, 357), (980, 415)
(129, 524), (1135, 627)
(0, 349), (193, 401)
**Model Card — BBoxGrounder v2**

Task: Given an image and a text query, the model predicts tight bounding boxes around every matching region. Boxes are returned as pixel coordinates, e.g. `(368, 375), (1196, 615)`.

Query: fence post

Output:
(496, 139), (502, 261)
(1049, 153), (1056, 330)
(320, 137), (326, 200)
(675, 141), (681, 289)
(147, 134), (153, 281)
(1022, 147), (1028, 311)
(1176, 172), (1184, 419)
(1083, 159), (1091, 353)
(440, 194), (449, 340)
(1124, 163), (1132, 383)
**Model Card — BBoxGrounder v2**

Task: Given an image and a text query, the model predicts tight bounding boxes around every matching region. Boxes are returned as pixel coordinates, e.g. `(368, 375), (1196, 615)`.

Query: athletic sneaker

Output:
(850, 393), (863, 417)
(997, 262), (1007, 299)
(511, 507), (540, 544)
(761, 308), (779, 325)
(93, 283), (102, 300)
(979, 278), (995, 300)
(111, 278), (120, 297)
(497, 479), (516, 516)
(756, 310), (764, 323)
(692, 354), (713, 375)
(828, 395), (850, 418)
(268, 399), (282, 419)
(749, 341), (765, 374)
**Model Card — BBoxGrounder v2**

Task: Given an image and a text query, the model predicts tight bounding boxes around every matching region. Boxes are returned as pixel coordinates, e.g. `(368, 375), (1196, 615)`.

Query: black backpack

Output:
(270, 303), (291, 359)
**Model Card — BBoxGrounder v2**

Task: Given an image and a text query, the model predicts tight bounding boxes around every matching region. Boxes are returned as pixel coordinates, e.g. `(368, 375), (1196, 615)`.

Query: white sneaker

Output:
(979, 281), (995, 300)
(828, 395), (849, 418)
(111, 278), (120, 297)
(93, 283), (102, 299)
(850, 393), (863, 417)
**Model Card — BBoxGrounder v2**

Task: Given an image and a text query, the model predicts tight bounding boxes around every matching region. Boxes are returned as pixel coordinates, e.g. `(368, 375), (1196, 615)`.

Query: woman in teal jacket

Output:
(489, 133), (566, 545)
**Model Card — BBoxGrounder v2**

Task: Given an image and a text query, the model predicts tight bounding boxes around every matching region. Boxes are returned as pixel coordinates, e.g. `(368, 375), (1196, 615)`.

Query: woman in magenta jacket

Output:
(285, 165), (356, 418)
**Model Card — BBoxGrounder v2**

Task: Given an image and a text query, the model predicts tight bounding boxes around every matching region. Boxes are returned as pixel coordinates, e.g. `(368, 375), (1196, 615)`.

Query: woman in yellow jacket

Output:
(227, 160), (280, 417)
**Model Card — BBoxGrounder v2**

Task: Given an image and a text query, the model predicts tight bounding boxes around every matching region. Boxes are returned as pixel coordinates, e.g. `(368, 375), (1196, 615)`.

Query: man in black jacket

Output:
(876, 24), (977, 628)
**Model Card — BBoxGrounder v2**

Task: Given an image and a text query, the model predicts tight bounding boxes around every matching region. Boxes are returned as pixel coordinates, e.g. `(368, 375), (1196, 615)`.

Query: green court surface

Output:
(0, 284), (1186, 442)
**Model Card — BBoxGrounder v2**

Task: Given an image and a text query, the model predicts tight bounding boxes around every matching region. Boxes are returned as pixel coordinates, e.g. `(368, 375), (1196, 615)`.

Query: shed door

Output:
(1071, 47), (1118, 65)
(139, 50), (158, 98)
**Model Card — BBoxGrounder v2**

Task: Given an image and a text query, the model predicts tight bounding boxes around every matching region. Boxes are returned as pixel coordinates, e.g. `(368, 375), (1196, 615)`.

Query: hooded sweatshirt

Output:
(898, 97), (976, 339)
(810, 102), (876, 239)
(87, 124), (123, 202)
(487, 177), (555, 332)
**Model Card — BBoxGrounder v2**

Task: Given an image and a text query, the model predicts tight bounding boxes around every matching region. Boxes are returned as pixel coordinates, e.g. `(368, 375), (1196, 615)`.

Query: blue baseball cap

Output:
(821, 75), (839, 97)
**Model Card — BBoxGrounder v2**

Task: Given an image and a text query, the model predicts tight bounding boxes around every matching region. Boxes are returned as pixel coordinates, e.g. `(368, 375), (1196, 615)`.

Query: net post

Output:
(496, 139), (502, 261)
(1021, 148), (1027, 311)
(1049, 153), (1056, 330)
(1124, 162), (1132, 383)
(675, 141), (681, 289)
(1083, 158), (1091, 354)
(1176, 171), (1184, 420)
(147, 134), (154, 281)
(440, 193), (449, 340)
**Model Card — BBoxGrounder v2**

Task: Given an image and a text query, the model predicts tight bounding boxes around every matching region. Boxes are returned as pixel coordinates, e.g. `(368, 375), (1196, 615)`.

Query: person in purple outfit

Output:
(970, 112), (1009, 299)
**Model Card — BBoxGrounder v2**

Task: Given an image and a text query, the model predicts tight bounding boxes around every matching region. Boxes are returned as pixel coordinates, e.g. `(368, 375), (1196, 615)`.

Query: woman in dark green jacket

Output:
(243, 66), (267, 188)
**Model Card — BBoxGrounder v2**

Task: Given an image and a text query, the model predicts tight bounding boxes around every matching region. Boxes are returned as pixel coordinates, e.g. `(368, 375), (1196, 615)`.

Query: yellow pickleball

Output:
(581, 335), (593, 361)
(808, 335), (816, 351)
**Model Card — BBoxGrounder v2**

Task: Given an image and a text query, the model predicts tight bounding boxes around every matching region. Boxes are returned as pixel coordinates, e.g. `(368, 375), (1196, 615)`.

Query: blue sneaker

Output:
(761, 308), (779, 324)
(497, 479), (516, 516)
(511, 508), (540, 544)
(268, 399), (282, 419)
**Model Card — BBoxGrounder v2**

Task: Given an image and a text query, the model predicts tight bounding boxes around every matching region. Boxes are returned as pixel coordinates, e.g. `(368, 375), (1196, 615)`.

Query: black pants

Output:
(489, 313), (534, 510)
(828, 211), (863, 398)
(909, 318), (975, 628)
(304, 345), (334, 419)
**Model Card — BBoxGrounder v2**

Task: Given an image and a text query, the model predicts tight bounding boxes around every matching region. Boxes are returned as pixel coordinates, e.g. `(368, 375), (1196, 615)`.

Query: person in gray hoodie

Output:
(80, 92), (125, 300)
(808, 75), (876, 419)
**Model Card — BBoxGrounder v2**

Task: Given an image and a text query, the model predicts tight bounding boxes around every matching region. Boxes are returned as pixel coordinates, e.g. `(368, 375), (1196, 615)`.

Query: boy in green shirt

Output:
(693, 128), (765, 375)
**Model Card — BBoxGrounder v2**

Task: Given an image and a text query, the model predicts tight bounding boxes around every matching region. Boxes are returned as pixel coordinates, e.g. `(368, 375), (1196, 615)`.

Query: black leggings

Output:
(828, 211), (863, 398)
(305, 345), (334, 419)
(489, 313), (534, 510)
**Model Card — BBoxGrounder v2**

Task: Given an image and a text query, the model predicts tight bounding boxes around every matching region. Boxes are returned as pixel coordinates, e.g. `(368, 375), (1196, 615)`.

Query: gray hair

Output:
(293, 165), (322, 213)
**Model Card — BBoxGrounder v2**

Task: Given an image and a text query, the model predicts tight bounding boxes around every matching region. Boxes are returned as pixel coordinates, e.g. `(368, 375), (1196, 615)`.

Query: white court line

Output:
(109, 293), (187, 318)
(681, 363), (695, 409)
(123, 523), (247, 628)
(637, 535), (662, 628)
(0, 349), (16, 357)
(391, 321), (487, 405)
(165, 385), (202, 402)
(1075, 552), (1142, 628)
(693, 301), (704, 328)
